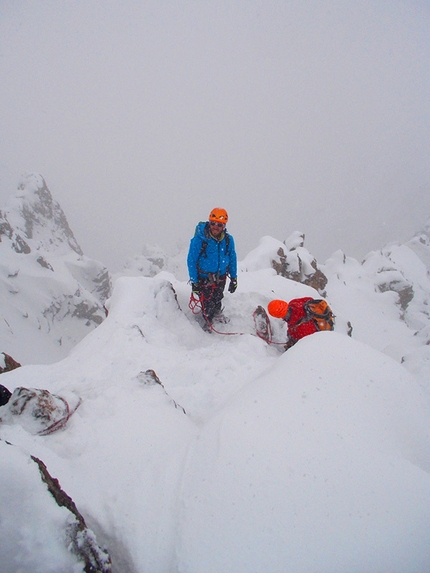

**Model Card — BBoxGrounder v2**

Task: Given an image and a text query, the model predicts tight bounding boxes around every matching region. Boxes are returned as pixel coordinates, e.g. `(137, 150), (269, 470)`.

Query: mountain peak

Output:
(9, 173), (83, 256)
(0, 174), (111, 364)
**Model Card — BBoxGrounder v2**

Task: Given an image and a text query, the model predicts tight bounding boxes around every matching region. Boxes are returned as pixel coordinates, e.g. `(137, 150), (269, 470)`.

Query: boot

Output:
(213, 311), (230, 324)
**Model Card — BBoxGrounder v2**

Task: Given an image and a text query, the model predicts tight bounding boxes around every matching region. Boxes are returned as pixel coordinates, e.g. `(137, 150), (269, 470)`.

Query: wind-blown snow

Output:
(1, 261), (430, 572)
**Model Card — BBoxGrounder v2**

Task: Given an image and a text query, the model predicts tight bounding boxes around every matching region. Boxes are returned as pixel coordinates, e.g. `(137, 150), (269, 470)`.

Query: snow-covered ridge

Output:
(1, 175), (430, 572)
(0, 174), (111, 364)
(1, 273), (430, 572)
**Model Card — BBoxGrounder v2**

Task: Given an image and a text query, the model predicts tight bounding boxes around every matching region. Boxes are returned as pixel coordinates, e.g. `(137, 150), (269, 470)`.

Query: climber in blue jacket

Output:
(187, 208), (237, 330)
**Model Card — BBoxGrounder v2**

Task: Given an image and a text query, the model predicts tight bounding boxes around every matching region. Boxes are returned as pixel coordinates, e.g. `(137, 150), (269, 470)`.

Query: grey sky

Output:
(1, 0), (429, 270)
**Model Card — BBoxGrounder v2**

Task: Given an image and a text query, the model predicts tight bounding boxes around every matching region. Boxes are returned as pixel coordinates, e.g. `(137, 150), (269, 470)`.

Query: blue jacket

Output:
(187, 222), (237, 284)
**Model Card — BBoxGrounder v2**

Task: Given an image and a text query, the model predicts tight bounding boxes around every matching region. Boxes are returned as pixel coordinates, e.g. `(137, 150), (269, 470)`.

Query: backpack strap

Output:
(225, 232), (230, 254)
(196, 240), (208, 276)
(304, 299), (335, 331)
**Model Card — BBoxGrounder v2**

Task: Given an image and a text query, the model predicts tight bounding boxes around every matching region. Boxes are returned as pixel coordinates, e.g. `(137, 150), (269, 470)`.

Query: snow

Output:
(0, 175), (110, 364)
(0, 441), (79, 573)
(1, 260), (430, 572)
(1, 183), (430, 571)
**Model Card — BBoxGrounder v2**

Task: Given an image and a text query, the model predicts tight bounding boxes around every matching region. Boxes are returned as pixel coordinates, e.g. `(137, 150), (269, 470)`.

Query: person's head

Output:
(267, 299), (289, 319)
(208, 208), (228, 236)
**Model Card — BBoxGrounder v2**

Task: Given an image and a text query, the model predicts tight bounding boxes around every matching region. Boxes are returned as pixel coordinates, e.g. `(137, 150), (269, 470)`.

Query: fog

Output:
(1, 1), (429, 271)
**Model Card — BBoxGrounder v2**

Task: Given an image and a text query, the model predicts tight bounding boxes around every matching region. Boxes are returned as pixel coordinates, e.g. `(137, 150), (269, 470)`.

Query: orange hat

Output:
(209, 208), (228, 224)
(268, 299), (289, 319)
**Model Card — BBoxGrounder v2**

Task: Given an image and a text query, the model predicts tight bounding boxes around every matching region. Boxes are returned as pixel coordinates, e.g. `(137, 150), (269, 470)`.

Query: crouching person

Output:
(268, 297), (335, 350)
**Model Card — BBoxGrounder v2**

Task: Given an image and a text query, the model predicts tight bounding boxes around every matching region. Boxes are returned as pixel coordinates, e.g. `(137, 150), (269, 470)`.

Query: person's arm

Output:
(228, 235), (237, 279)
(187, 237), (201, 284)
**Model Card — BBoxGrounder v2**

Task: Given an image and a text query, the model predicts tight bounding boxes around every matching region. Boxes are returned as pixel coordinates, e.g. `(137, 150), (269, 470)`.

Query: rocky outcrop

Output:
(92, 268), (111, 304)
(271, 232), (328, 295)
(362, 245), (424, 316)
(16, 174), (83, 255)
(376, 274), (414, 312)
(0, 352), (21, 374)
(138, 369), (187, 414)
(0, 210), (31, 254)
(31, 455), (112, 573)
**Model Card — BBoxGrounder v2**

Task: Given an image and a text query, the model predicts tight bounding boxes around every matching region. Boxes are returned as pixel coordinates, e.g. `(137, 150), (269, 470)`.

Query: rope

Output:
(252, 308), (288, 346)
(206, 320), (244, 336)
(188, 284), (244, 335)
(188, 283), (287, 344)
(38, 396), (82, 436)
(188, 291), (203, 314)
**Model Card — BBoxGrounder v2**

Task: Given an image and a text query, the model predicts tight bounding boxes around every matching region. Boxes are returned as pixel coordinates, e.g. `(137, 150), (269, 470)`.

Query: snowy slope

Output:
(1, 267), (430, 572)
(178, 334), (430, 573)
(1, 178), (430, 572)
(0, 174), (111, 364)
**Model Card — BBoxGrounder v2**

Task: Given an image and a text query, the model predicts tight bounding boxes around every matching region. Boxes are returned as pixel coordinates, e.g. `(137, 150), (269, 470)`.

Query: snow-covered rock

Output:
(0, 441), (111, 573)
(0, 174), (111, 364)
(241, 233), (328, 294)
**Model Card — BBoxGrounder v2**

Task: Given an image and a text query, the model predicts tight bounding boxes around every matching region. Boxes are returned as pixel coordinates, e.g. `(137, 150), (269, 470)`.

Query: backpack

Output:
(0, 384), (11, 406)
(285, 297), (335, 344)
(303, 299), (335, 331)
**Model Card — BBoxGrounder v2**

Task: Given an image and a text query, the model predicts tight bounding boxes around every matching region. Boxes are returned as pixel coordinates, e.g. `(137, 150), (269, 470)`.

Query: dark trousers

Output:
(198, 275), (226, 322)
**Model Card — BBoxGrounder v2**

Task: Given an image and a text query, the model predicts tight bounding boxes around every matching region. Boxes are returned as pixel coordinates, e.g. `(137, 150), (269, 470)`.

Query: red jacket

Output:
(285, 297), (318, 342)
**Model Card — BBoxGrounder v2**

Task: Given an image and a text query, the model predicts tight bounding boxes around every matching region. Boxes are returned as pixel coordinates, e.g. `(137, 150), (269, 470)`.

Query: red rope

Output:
(252, 308), (288, 346)
(188, 285), (287, 343)
(38, 396), (82, 436)
(188, 286), (244, 335)
(188, 291), (203, 314)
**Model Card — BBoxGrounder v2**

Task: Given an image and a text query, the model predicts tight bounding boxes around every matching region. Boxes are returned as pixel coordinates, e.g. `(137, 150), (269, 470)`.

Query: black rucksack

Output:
(0, 384), (11, 406)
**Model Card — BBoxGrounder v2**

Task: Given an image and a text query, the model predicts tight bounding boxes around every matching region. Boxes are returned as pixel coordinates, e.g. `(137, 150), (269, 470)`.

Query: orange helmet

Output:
(268, 299), (289, 319)
(209, 208), (228, 224)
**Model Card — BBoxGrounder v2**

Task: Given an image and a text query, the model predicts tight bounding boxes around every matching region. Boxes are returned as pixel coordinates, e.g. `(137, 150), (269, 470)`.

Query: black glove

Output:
(228, 278), (237, 293)
(191, 282), (200, 295)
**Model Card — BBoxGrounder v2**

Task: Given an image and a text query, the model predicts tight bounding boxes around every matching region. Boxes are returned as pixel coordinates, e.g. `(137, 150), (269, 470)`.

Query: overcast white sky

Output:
(1, 0), (429, 270)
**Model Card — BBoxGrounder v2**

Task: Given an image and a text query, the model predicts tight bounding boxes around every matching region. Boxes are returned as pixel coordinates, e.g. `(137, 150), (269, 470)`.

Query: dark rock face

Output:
(37, 255), (54, 270)
(92, 268), (112, 305)
(0, 210), (31, 254)
(0, 352), (21, 374)
(72, 300), (105, 326)
(377, 279), (414, 312)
